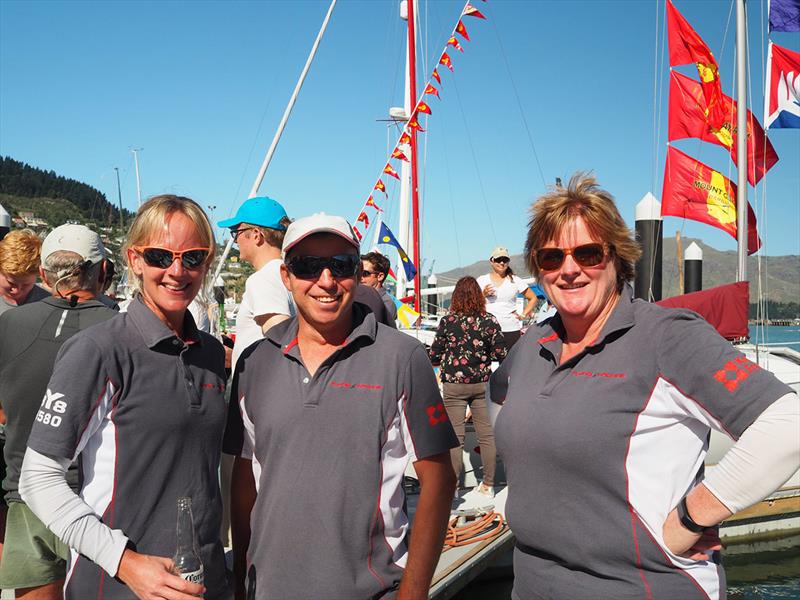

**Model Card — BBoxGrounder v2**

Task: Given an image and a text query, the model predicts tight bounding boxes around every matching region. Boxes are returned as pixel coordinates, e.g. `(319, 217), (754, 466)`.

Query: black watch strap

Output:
(677, 496), (707, 533)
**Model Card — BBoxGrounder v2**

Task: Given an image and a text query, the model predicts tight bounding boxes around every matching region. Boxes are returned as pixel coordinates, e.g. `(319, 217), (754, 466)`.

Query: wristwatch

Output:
(677, 496), (709, 533)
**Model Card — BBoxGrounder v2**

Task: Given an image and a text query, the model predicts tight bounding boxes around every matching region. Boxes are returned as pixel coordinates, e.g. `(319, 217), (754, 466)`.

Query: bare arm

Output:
(398, 453), (456, 600)
(521, 288), (538, 317)
(230, 456), (257, 600)
(255, 313), (289, 335)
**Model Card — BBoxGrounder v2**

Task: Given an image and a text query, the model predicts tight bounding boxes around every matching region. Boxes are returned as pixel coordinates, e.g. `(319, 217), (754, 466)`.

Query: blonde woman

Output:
(20, 196), (229, 599)
(0, 229), (49, 315)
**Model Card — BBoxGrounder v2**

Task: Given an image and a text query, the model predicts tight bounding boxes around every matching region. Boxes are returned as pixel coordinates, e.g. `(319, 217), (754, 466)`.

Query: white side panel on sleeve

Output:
(377, 397), (413, 567)
(626, 377), (724, 599)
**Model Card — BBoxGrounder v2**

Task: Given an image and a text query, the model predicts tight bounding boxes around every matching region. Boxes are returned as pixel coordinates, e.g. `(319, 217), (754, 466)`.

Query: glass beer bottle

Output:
(173, 497), (204, 585)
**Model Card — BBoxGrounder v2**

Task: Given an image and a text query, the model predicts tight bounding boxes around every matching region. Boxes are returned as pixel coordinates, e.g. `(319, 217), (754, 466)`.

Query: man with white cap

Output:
(224, 213), (458, 600)
(0, 224), (116, 598)
(218, 196), (294, 371)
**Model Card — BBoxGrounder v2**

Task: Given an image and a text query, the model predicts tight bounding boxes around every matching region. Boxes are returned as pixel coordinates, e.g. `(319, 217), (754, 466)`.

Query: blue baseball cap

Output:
(217, 196), (288, 230)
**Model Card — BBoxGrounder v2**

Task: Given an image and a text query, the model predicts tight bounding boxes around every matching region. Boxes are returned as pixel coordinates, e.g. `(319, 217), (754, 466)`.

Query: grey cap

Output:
(41, 224), (107, 265)
(281, 213), (360, 259)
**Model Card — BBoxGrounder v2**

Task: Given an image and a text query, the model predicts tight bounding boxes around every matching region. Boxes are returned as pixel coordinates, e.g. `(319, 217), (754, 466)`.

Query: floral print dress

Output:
(429, 312), (507, 384)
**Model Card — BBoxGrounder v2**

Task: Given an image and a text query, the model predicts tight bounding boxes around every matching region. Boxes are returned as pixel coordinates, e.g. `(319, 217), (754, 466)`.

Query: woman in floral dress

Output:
(429, 276), (507, 497)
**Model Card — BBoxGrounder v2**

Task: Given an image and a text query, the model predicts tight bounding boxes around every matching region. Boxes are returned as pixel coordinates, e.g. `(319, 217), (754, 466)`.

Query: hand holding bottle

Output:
(117, 549), (205, 599)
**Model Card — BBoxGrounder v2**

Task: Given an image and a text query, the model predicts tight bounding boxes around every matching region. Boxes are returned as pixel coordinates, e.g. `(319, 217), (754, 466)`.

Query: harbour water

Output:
(453, 325), (800, 599)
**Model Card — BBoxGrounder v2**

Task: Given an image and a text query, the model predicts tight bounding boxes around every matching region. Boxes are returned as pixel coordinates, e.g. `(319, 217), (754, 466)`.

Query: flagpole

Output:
(212, 0), (337, 286)
(735, 0), (748, 281)
(407, 0), (422, 313)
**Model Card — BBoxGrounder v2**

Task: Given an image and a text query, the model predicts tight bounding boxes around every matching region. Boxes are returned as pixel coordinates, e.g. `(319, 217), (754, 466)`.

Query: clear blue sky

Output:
(1, 0), (798, 275)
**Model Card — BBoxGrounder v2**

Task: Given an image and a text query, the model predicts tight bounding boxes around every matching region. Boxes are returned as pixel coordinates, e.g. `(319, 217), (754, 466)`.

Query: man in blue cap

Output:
(218, 196), (293, 371)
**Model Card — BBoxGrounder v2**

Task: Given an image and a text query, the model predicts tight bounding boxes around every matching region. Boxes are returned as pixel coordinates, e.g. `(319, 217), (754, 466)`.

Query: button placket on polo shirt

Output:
(176, 340), (202, 408)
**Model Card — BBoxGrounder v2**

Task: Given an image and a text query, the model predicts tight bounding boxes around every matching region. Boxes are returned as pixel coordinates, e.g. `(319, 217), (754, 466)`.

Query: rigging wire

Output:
(448, 73), (498, 245)
(439, 111), (464, 268)
(484, 3), (547, 191)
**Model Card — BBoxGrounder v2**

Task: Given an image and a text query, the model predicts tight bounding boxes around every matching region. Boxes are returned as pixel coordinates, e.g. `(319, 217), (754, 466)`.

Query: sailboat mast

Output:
(406, 0), (422, 312)
(735, 0), (748, 281)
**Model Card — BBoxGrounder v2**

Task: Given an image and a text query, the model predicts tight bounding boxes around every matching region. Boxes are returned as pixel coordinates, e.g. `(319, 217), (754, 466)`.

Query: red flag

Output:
(357, 211), (370, 229)
(374, 179), (387, 195)
(669, 71), (779, 186)
(398, 132), (412, 145)
(366, 196), (383, 212)
(353, 226), (363, 242)
(447, 36), (464, 53)
(383, 164), (400, 180)
(391, 148), (409, 162)
(416, 101), (432, 115)
(463, 4), (486, 19)
(432, 69), (441, 84)
(662, 146), (761, 253)
(666, 0), (725, 128)
(439, 52), (454, 72)
(424, 83), (440, 99)
(407, 118), (425, 132)
(455, 20), (470, 41)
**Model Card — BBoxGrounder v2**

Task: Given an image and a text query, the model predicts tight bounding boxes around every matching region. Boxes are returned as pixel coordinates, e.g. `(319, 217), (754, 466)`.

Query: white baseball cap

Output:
(41, 224), (107, 265)
(282, 213), (360, 259)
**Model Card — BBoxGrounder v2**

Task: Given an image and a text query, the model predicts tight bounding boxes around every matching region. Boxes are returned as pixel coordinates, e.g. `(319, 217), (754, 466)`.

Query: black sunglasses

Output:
(534, 243), (609, 271)
(492, 257), (510, 264)
(285, 254), (360, 279)
(231, 227), (256, 242)
(135, 247), (210, 270)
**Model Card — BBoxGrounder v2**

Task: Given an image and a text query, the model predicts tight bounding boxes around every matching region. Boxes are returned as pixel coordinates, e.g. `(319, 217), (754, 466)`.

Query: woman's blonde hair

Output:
(524, 172), (641, 292)
(0, 229), (42, 276)
(122, 195), (215, 293)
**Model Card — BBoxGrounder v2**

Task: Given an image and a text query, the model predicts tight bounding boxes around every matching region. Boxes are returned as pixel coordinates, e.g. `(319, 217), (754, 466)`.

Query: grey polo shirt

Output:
(224, 305), (457, 599)
(0, 296), (116, 502)
(26, 297), (229, 600)
(491, 285), (791, 600)
(0, 284), (49, 316)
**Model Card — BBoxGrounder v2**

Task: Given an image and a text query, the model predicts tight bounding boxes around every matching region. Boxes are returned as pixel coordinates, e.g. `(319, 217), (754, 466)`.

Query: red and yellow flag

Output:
(668, 71), (779, 186)
(407, 118), (425, 132)
(366, 196), (383, 212)
(463, 4), (486, 19)
(391, 148), (409, 162)
(662, 145), (761, 254)
(416, 101), (432, 115)
(383, 164), (400, 180)
(666, 0), (725, 128)
(439, 52), (454, 72)
(432, 69), (441, 84)
(447, 36), (464, 53)
(398, 132), (412, 145)
(374, 179), (387, 195)
(357, 211), (370, 229)
(353, 226), (363, 242)
(424, 83), (440, 99)
(455, 20), (470, 41)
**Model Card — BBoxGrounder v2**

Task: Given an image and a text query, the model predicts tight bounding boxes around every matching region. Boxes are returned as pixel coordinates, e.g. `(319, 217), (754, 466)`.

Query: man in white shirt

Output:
(219, 196), (294, 371)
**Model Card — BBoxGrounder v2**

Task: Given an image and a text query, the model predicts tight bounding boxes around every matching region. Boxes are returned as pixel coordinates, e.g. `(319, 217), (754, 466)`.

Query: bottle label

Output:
(179, 567), (204, 584)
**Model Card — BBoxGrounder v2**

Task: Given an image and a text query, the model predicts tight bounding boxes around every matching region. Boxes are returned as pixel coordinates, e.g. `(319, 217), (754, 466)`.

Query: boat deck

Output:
(406, 485), (514, 600)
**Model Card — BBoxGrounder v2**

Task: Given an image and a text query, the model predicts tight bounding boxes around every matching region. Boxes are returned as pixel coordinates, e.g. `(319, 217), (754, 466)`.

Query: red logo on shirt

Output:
(714, 356), (759, 392)
(427, 403), (449, 426)
(330, 381), (383, 390)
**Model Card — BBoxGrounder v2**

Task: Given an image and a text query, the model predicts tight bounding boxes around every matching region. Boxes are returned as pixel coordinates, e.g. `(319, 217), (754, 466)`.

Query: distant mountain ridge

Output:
(437, 237), (799, 304)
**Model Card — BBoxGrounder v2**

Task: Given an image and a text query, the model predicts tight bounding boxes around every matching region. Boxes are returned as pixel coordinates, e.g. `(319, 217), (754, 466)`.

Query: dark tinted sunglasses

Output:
(285, 254), (360, 279)
(492, 257), (510, 264)
(534, 243), (609, 271)
(135, 247), (210, 270)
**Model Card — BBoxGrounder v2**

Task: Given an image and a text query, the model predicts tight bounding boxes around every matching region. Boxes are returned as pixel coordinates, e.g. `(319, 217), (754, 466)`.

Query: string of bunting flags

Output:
(351, 0), (488, 268)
